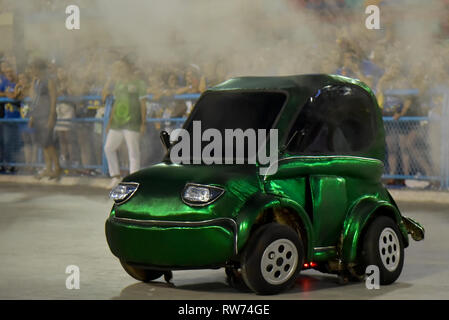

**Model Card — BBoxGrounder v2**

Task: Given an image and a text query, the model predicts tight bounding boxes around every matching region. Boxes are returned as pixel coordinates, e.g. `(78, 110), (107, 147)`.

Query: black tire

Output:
(120, 260), (164, 282)
(359, 216), (405, 285)
(241, 223), (304, 295)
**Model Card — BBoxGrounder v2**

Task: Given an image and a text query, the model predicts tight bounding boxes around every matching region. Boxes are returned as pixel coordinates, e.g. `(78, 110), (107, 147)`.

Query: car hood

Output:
(113, 162), (262, 221)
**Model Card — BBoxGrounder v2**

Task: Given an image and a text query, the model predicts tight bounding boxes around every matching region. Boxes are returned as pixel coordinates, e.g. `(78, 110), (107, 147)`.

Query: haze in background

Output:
(5, 0), (446, 79)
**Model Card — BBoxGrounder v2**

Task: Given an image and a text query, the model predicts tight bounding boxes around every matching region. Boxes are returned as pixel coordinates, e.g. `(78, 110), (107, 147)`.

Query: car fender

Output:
(235, 193), (314, 261)
(341, 196), (409, 264)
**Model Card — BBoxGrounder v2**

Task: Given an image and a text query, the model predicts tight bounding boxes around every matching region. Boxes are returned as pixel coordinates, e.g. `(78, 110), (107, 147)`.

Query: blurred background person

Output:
(103, 58), (147, 188)
(13, 73), (37, 172)
(142, 73), (165, 166)
(28, 59), (61, 179)
(159, 71), (188, 134)
(377, 60), (420, 186)
(1, 64), (20, 173)
(55, 67), (75, 170)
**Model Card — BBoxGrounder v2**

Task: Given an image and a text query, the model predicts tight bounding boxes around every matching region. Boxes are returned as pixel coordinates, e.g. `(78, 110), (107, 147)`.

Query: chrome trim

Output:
(181, 182), (225, 207)
(110, 182), (140, 205)
(111, 216), (239, 255)
(314, 246), (337, 252)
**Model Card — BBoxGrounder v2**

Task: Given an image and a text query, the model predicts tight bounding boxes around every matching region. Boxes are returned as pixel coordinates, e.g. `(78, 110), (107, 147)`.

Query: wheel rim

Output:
(260, 238), (298, 285)
(378, 227), (401, 272)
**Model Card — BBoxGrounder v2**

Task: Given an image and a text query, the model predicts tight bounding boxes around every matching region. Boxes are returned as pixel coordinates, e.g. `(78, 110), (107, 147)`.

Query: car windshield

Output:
(185, 91), (286, 134)
(165, 91), (286, 163)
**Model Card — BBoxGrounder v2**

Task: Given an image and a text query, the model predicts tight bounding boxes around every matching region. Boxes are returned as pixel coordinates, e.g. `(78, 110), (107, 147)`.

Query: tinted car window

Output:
(286, 85), (376, 155)
(186, 91), (286, 134)
(181, 91), (286, 161)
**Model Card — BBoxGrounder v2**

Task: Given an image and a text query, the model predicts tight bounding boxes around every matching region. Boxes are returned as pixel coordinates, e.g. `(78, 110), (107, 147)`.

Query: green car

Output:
(105, 74), (424, 295)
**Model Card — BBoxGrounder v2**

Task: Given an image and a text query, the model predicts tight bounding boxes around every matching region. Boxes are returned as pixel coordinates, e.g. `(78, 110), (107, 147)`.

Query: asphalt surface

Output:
(0, 184), (448, 300)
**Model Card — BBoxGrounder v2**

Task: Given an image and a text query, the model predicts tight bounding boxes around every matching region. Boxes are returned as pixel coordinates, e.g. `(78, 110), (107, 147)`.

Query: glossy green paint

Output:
(276, 197), (315, 261)
(234, 193), (281, 248)
(310, 176), (347, 247)
(262, 155), (393, 263)
(341, 197), (409, 263)
(106, 216), (234, 267)
(116, 163), (260, 222)
(105, 74), (423, 272)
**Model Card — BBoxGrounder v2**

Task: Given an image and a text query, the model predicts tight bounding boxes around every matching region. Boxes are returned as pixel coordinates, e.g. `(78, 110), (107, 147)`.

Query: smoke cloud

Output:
(2, 0), (444, 84)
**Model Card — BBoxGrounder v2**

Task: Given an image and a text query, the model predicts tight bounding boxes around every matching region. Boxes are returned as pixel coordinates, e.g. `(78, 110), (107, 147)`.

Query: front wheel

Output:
(120, 260), (165, 282)
(359, 216), (405, 285)
(241, 223), (304, 295)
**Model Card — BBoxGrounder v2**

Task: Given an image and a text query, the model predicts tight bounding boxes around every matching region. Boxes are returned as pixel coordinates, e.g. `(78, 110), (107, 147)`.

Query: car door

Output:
(309, 174), (347, 248)
(282, 84), (379, 252)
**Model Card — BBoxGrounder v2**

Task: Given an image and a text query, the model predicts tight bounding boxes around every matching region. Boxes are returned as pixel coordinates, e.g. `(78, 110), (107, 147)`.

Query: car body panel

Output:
(106, 214), (235, 267)
(116, 163), (261, 221)
(234, 194), (315, 261)
(341, 196), (409, 263)
(310, 175), (347, 248)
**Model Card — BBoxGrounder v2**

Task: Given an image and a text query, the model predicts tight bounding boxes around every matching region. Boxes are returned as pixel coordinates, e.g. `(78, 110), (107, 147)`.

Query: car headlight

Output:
(182, 183), (225, 206)
(109, 182), (139, 204)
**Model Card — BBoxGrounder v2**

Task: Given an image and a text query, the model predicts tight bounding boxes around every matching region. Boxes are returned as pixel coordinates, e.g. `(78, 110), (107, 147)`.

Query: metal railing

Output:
(1, 90), (448, 189)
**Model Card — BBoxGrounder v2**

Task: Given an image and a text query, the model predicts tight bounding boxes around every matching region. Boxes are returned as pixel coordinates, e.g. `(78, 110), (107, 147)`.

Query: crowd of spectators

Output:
(0, 0), (448, 187)
(0, 47), (218, 180)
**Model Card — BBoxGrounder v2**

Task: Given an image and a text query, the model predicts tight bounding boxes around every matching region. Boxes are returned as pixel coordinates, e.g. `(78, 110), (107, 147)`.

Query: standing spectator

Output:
(55, 67), (75, 168)
(377, 62), (417, 185)
(28, 59), (61, 179)
(402, 64), (434, 180)
(13, 73), (37, 171)
(361, 46), (385, 90)
(0, 60), (9, 84)
(0, 60), (10, 172)
(142, 73), (165, 166)
(84, 69), (106, 170)
(160, 72), (188, 134)
(1, 65), (20, 172)
(177, 65), (207, 95)
(176, 65), (206, 115)
(103, 59), (147, 188)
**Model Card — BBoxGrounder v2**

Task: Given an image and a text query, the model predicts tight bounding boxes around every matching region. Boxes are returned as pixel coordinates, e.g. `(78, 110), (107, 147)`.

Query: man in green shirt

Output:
(103, 59), (147, 188)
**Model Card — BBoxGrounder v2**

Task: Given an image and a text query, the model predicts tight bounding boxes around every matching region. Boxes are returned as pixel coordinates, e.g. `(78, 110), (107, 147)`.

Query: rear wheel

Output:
(120, 260), (165, 282)
(359, 216), (405, 285)
(241, 223), (304, 295)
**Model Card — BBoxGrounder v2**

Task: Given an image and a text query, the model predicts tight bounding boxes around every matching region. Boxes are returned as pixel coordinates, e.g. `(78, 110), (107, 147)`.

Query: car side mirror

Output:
(160, 130), (171, 151)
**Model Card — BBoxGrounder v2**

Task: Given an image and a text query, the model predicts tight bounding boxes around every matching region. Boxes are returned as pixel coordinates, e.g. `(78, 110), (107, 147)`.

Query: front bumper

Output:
(105, 216), (238, 268)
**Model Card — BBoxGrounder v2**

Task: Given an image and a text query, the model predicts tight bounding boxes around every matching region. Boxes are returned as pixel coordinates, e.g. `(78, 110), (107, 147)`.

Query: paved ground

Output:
(0, 184), (448, 300)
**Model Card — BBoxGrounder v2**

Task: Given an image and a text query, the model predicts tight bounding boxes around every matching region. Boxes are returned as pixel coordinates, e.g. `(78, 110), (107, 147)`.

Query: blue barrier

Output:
(1, 91), (449, 189)
(0, 94), (193, 176)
